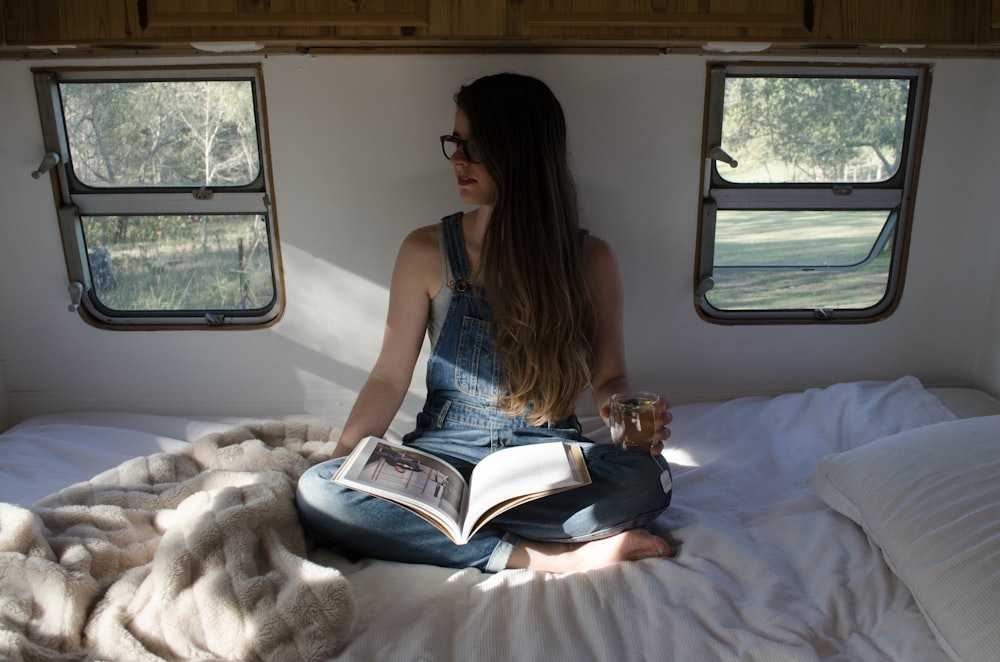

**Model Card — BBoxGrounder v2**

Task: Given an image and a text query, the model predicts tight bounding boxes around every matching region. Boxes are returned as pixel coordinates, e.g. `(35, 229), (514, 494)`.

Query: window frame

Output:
(33, 64), (284, 328)
(696, 62), (931, 324)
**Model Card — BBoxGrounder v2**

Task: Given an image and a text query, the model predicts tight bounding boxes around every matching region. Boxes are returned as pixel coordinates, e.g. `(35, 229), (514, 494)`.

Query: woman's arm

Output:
(584, 235), (671, 451)
(583, 235), (631, 417)
(334, 226), (441, 457)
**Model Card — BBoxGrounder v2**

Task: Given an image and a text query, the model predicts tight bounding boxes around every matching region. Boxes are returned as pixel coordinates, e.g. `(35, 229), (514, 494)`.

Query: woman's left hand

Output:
(600, 395), (672, 456)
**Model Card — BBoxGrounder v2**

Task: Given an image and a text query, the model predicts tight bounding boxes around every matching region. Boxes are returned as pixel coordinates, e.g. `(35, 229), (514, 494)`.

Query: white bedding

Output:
(0, 377), (993, 661)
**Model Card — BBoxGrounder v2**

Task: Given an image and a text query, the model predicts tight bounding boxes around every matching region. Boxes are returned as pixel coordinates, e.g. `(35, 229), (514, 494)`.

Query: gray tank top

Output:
(427, 221), (453, 349)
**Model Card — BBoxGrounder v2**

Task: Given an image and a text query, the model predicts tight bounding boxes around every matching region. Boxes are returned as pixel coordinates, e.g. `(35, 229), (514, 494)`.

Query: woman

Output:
(296, 73), (674, 573)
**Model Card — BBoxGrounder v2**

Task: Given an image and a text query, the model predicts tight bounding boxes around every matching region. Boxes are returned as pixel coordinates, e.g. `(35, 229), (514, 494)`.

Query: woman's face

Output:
(449, 108), (496, 208)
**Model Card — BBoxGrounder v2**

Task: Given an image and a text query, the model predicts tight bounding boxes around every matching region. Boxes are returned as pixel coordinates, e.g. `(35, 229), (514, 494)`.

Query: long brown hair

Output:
(456, 73), (596, 425)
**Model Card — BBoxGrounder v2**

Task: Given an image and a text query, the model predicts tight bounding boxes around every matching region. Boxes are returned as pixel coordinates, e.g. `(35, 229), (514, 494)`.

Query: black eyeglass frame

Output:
(439, 134), (481, 163)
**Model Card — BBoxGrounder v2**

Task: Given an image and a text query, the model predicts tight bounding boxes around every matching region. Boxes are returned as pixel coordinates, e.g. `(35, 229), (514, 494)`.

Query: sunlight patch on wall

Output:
(275, 243), (389, 371)
(273, 243), (431, 415)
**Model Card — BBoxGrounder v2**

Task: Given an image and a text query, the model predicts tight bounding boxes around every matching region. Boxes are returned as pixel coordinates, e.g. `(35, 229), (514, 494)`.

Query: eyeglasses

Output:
(440, 134), (481, 163)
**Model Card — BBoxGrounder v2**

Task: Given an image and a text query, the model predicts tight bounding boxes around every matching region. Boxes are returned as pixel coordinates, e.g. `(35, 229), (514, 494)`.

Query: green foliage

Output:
(60, 79), (260, 187)
(722, 76), (909, 183)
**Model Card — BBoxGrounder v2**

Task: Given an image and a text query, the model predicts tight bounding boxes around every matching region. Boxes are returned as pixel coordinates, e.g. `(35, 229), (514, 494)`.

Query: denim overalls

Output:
(296, 213), (672, 571)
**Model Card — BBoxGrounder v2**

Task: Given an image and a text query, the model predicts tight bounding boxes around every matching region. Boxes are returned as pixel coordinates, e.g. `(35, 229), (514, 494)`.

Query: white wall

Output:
(2, 53), (1000, 430)
(965, 59), (1000, 395)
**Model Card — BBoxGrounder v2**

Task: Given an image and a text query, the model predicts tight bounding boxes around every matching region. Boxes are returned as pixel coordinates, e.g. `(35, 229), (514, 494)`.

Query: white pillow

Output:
(808, 415), (1000, 662)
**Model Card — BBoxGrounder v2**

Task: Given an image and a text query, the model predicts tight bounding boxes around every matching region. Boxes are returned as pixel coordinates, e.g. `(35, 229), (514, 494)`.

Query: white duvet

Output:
(0, 377), (967, 660)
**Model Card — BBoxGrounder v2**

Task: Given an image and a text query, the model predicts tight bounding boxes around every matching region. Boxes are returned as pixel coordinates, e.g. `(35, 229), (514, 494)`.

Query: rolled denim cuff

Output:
(484, 532), (519, 572)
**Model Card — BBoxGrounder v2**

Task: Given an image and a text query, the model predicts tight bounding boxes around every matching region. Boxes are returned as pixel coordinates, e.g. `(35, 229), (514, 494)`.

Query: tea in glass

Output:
(610, 391), (660, 452)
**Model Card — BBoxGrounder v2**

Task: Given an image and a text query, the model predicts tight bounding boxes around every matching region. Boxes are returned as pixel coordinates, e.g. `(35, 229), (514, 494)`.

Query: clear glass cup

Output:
(610, 391), (661, 452)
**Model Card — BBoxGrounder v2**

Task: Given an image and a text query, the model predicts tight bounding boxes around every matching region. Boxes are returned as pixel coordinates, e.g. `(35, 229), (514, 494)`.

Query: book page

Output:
(334, 437), (469, 540)
(462, 442), (590, 539)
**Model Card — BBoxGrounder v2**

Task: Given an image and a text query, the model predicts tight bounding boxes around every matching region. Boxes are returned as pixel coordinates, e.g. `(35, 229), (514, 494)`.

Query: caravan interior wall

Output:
(1, 53), (1000, 430)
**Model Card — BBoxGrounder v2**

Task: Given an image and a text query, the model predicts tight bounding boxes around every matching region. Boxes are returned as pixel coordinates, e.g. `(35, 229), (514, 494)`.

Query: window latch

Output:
(31, 152), (61, 179)
(193, 186), (214, 200)
(695, 276), (716, 302)
(709, 146), (738, 168)
(67, 281), (84, 312)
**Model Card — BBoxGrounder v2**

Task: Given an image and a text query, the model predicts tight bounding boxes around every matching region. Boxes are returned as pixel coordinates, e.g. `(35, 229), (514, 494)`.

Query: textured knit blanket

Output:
(0, 422), (355, 661)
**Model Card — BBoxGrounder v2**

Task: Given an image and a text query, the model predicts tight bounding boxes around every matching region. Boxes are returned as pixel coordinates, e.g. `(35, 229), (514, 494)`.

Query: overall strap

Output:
(441, 212), (472, 290)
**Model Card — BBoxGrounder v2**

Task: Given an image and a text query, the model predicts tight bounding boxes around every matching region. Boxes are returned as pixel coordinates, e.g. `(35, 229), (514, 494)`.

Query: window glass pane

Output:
(706, 210), (893, 310)
(719, 76), (910, 184)
(714, 210), (889, 267)
(59, 80), (260, 188)
(82, 214), (275, 312)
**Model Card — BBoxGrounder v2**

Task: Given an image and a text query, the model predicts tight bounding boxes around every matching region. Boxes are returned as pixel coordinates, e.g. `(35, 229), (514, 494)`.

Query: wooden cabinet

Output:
(143, 0), (430, 28)
(516, 0), (810, 44)
(137, 0), (437, 43)
(0, 0), (993, 55)
(2, 0), (142, 45)
(810, 0), (977, 46)
(517, 0), (978, 47)
(1, 0), (439, 47)
(522, 0), (807, 29)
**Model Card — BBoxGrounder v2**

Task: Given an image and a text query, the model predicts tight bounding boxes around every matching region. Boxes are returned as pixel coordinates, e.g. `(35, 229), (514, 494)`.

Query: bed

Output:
(2, 376), (999, 661)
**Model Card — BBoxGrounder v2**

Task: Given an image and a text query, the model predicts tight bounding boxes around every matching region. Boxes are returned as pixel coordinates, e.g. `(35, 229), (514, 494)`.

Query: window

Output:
(34, 66), (283, 327)
(697, 64), (929, 322)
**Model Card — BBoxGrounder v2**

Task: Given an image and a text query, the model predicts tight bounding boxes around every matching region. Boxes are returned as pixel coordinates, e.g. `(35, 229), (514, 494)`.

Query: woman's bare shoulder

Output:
(393, 223), (444, 294)
(397, 223), (441, 261)
(582, 232), (619, 272)
(401, 223), (439, 246)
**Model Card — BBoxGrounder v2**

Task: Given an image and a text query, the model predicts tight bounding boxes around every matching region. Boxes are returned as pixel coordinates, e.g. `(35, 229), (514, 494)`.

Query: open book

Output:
(332, 436), (591, 544)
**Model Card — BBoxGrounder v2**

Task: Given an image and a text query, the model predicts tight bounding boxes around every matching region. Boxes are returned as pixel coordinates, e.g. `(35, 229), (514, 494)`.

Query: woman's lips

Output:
(457, 175), (476, 187)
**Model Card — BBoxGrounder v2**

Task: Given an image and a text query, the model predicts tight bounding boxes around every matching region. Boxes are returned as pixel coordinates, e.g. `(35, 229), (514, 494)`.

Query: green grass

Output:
(707, 210), (893, 310)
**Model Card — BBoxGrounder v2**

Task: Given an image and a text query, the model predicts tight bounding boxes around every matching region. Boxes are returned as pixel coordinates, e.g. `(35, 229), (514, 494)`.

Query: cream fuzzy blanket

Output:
(0, 422), (356, 662)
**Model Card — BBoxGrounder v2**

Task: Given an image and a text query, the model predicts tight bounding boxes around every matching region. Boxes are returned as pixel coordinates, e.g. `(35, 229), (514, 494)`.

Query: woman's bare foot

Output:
(506, 529), (675, 573)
